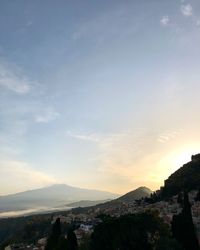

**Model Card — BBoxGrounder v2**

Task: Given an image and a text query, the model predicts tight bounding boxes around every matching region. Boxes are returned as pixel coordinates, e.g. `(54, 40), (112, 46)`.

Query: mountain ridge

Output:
(0, 184), (118, 198)
(0, 184), (119, 213)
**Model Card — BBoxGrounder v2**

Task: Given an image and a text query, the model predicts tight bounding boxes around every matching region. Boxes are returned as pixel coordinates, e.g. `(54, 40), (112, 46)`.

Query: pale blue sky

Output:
(0, 0), (200, 195)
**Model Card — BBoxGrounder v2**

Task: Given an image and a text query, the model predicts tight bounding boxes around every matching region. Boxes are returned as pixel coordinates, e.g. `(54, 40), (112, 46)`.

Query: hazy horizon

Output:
(1, 0), (200, 195)
(0, 183), (121, 196)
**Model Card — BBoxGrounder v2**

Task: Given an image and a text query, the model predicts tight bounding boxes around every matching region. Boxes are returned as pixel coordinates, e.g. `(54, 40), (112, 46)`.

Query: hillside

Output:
(65, 199), (111, 208)
(82, 186), (153, 211)
(116, 186), (152, 203)
(161, 154), (200, 198)
(0, 184), (118, 213)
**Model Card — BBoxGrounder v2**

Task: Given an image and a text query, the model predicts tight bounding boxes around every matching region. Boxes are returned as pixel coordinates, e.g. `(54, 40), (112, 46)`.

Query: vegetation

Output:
(46, 218), (61, 250)
(195, 189), (200, 201)
(89, 212), (182, 250)
(172, 192), (199, 250)
(161, 157), (200, 198)
(0, 214), (51, 250)
(45, 218), (78, 250)
(177, 192), (183, 205)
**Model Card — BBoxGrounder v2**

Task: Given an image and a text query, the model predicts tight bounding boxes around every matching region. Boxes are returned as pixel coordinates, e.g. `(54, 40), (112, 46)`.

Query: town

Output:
(5, 188), (200, 250)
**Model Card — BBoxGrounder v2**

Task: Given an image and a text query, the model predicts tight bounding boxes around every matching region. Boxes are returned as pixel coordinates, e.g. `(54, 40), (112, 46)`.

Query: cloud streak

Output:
(157, 129), (184, 143)
(66, 127), (186, 192)
(160, 16), (170, 26)
(35, 111), (60, 123)
(66, 129), (154, 187)
(181, 4), (193, 17)
(0, 63), (32, 94)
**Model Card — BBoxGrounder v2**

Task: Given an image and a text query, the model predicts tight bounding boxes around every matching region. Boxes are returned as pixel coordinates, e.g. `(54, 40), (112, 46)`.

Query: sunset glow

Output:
(0, 0), (200, 195)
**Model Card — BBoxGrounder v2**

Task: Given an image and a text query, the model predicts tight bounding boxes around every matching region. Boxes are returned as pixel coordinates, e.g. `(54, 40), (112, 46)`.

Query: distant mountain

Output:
(116, 186), (152, 203)
(0, 184), (118, 213)
(161, 154), (200, 198)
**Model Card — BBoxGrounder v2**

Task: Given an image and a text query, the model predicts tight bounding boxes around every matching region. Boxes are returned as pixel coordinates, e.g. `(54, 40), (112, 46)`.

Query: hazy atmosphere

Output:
(1, 0), (200, 195)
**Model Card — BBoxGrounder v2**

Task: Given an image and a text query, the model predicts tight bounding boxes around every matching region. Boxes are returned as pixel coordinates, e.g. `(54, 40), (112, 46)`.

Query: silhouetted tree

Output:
(195, 189), (200, 201)
(177, 192), (183, 205)
(45, 218), (61, 250)
(79, 235), (90, 250)
(90, 212), (181, 250)
(155, 237), (183, 250)
(67, 230), (78, 250)
(172, 192), (199, 250)
(57, 235), (68, 250)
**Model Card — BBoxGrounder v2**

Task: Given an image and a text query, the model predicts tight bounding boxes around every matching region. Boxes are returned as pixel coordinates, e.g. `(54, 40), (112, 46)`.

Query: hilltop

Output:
(116, 186), (152, 203)
(161, 154), (200, 198)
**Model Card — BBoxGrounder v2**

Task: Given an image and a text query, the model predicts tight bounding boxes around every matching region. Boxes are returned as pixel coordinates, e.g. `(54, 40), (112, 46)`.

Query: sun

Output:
(157, 145), (200, 185)
(172, 146), (200, 168)
(174, 152), (193, 167)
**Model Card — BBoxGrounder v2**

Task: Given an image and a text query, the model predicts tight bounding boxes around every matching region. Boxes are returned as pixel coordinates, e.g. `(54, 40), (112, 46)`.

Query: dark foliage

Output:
(177, 192), (183, 205)
(56, 236), (68, 250)
(144, 192), (160, 204)
(195, 189), (200, 201)
(0, 214), (51, 250)
(45, 218), (78, 250)
(161, 155), (200, 198)
(172, 192), (199, 250)
(67, 230), (78, 250)
(45, 218), (61, 250)
(90, 212), (182, 250)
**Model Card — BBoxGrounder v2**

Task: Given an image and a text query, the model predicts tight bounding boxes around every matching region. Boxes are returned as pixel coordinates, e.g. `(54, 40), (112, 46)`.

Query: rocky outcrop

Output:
(161, 154), (200, 198)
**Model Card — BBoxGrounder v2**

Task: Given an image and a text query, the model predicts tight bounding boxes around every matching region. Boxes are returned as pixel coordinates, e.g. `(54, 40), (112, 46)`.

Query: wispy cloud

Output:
(35, 111), (60, 123)
(66, 129), (146, 162)
(181, 4), (193, 17)
(0, 63), (32, 94)
(66, 130), (144, 148)
(66, 130), (101, 142)
(66, 129), (153, 185)
(0, 160), (57, 195)
(66, 127), (187, 191)
(157, 129), (184, 143)
(160, 16), (170, 26)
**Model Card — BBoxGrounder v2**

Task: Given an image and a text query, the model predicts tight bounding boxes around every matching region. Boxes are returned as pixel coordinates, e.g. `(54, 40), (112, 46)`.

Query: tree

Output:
(67, 230), (78, 250)
(90, 212), (181, 250)
(45, 218), (61, 250)
(56, 235), (68, 250)
(195, 189), (200, 201)
(172, 192), (199, 250)
(79, 235), (90, 250)
(177, 192), (183, 205)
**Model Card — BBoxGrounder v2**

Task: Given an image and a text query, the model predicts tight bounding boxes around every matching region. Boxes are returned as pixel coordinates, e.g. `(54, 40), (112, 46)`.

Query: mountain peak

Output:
(116, 186), (152, 203)
(47, 183), (70, 189)
(0, 184), (118, 214)
(135, 186), (152, 193)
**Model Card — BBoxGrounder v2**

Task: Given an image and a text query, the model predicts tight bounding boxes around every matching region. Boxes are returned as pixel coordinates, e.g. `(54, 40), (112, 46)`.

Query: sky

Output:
(0, 0), (200, 195)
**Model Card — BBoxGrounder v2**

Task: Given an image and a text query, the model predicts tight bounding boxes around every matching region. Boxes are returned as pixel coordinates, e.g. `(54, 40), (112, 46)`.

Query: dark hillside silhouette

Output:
(161, 154), (200, 198)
